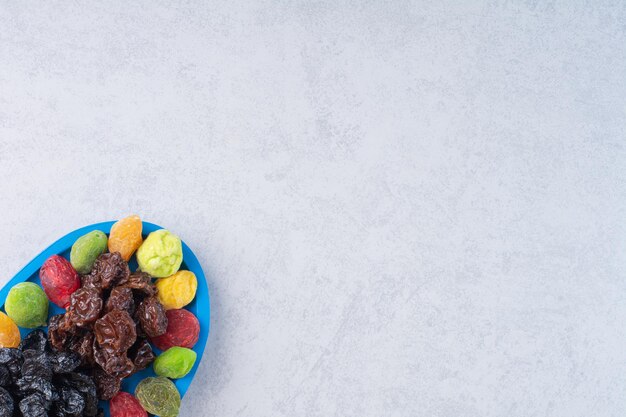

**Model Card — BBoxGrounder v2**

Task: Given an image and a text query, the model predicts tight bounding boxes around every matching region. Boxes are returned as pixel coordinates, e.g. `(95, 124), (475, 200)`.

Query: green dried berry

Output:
(136, 230), (183, 278)
(135, 376), (181, 417)
(5, 282), (48, 328)
(153, 347), (197, 379)
(70, 230), (108, 274)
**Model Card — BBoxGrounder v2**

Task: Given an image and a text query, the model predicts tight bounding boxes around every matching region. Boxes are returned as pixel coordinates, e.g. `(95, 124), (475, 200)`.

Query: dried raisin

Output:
(136, 297), (168, 338)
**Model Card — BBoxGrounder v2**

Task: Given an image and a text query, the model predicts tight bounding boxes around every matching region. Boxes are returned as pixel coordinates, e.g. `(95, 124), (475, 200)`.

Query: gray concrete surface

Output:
(1, 1), (625, 416)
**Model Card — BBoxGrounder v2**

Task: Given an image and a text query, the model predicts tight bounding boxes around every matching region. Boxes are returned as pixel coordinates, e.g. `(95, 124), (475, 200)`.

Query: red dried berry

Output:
(39, 255), (80, 308)
(150, 309), (200, 351)
(110, 392), (147, 417)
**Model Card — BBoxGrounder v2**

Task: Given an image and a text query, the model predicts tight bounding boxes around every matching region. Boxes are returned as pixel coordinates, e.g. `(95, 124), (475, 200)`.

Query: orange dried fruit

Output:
(0, 311), (21, 348)
(108, 215), (143, 261)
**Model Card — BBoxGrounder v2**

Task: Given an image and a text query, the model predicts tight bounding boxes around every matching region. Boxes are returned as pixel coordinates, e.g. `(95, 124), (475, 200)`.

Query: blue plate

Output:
(0, 221), (210, 416)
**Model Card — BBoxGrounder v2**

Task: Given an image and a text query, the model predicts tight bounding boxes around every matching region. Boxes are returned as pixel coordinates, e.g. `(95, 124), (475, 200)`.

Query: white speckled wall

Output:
(1, 1), (625, 416)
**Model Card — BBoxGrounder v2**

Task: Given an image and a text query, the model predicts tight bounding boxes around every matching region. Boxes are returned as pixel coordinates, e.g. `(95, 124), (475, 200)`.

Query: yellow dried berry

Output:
(108, 215), (143, 261)
(0, 311), (21, 348)
(155, 271), (197, 310)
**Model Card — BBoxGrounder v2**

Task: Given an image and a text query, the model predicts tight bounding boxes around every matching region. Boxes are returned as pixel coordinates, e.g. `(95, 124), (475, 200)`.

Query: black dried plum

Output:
(68, 288), (103, 328)
(0, 365), (10, 387)
(56, 386), (85, 417)
(16, 374), (55, 402)
(136, 297), (167, 338)
(51, 351), (81, 374)
(0, 387), (13, 417)
(56, 373), (98, 417)
(0, 347), (21, 365)
(22, 352), (53, 380)
(19, 392), (48, 416)
(21, 329), (48, 353)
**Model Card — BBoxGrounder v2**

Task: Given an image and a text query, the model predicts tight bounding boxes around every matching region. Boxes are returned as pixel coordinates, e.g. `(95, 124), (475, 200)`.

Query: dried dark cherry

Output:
(106, 287), (135, 315)
(136, 297), (168, 338)
(68, 288), (103, 327)
(128, 339), (155, 373)
(89, 252), (130, 289)
(94, 310), (136, 353)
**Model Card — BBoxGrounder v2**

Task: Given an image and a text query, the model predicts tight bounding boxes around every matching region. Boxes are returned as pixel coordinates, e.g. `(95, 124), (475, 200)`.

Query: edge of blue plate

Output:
(0, 221), (210, 416)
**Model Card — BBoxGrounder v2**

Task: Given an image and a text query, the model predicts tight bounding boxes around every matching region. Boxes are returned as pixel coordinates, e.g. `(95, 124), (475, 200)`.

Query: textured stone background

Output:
(1, 1), (625, 416)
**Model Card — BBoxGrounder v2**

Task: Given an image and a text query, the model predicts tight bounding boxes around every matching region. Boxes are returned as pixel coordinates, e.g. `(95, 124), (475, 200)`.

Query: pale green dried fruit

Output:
(153, 347), (197, 379)
(136, 230), (183, 278)
(5, 282), (48, 328)
(135, 376), (181, 417)
(70, 230), (108, 274)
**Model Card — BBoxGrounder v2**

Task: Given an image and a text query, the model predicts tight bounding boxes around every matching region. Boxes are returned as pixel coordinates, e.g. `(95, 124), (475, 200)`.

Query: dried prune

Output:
(0, 387), (13, 417)
(0, 365), (10, 386)
(16, 375), (55, 402)
(21, 329), (48, 353)
(94, 310), (136, 353)
(0, 312), (20, 349)
(136, 297), (168, 338)
(93, 347), (134, 379)
(68, 288), (103, 328)
(151, 309), (200, 351)
(105, 287), (135, 315)
(40, 255), (81, 308)
(56, 386), (85, 416)
(135, 376), (180, 417)
(123, 272), (156, 297)
(128, 339), (154, 372)
(19, 392), (48, 416)
(48, 314), (74, 351)
(57, 372), (98, 416)
(70, 230), (108, 275)
(89, 252), (130, 289)
(108, 215), (143, 262)
(110, 391), (147, 417)
(51, 351), (81, 374)
(0, 348), (22, 378)
(22, 352), (53, 380)
(68, 332), (95, 366)
(93, 368), (121, 400)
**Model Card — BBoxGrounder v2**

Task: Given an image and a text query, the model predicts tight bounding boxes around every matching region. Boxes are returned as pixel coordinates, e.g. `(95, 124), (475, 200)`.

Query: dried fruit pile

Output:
(0, 330), (102, 416)
(49, 252), (162, 396)
(0, 215), (202, 417)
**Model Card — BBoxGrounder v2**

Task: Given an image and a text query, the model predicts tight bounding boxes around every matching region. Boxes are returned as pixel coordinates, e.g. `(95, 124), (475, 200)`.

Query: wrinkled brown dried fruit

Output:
(94, 310), (136, 353)
(68, 288), (103, 327)
(105, 287), (135, 316)
(122, 272), (156, 297)
(129, 339), (155, 373)
(89, 252), (130, 290)
(136, 297), (168, 338)
(93, 368), (121, 400)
